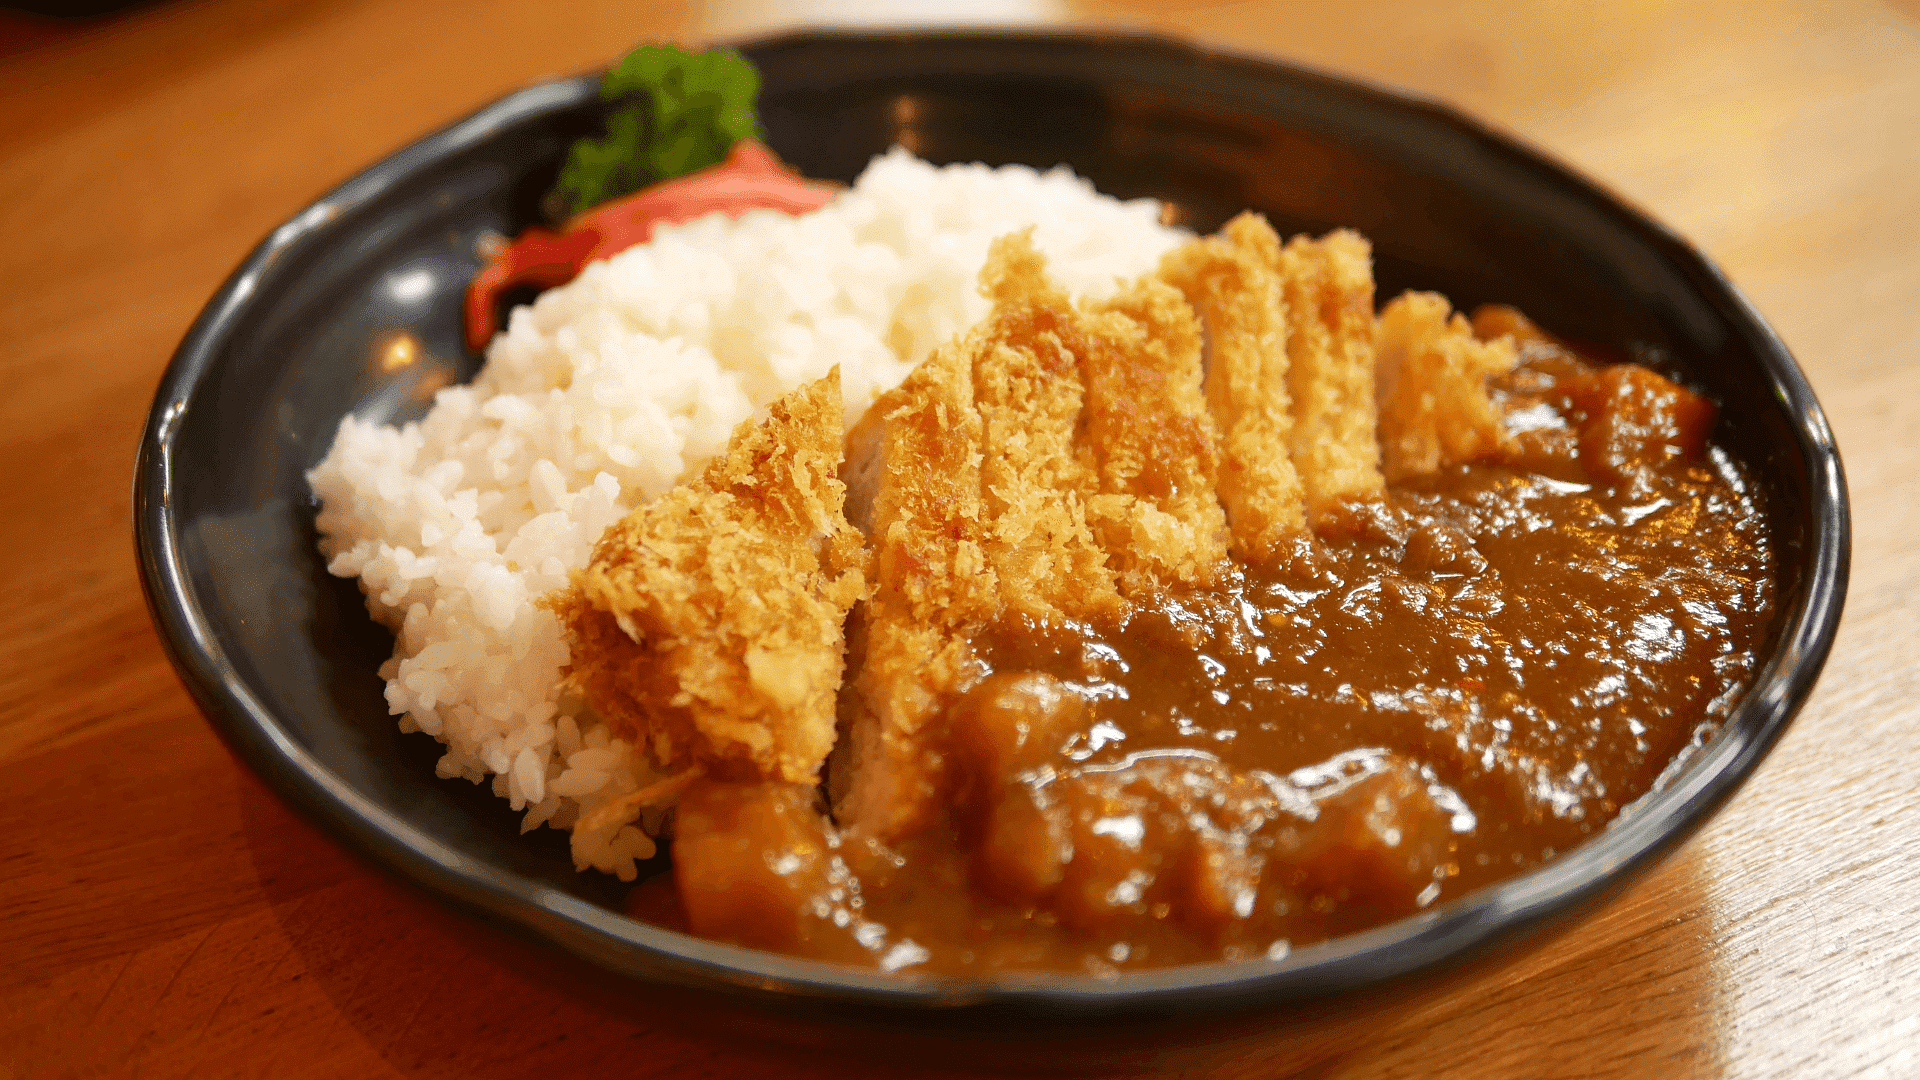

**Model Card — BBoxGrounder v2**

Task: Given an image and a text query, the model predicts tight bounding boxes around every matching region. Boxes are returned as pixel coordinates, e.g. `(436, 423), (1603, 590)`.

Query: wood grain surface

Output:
(2, 1), (1915, 1077)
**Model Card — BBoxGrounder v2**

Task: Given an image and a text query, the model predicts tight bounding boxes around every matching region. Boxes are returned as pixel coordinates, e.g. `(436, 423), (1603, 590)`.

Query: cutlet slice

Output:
(1080, 271), (1231, 590)
(836, 332), (997, 841)
(1275, 229), (1386, 518)
(1374, 291), (1519, 482)
(974, 232), (1120, 622)
(556, 370), (866, 789)
(1158, 212), (1309, 563)
(840, 233), (1241, 841)
(838, 233), (1136, 840)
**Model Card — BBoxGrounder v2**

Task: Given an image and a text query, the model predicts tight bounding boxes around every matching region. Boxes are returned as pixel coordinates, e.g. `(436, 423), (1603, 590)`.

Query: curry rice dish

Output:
(557, 220), (1774, 974)
(307, 137), (1773, 977)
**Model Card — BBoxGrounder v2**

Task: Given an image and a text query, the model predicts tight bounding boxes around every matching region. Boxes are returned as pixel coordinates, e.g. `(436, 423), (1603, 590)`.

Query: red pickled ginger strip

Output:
(465, 139), (839, 353)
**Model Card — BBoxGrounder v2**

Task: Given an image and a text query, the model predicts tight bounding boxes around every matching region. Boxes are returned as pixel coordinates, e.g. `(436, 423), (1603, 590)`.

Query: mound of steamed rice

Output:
(308, 148), (1186, 878)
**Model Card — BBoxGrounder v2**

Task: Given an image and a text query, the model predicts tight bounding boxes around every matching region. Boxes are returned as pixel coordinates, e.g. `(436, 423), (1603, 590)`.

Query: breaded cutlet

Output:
(1275, 229), (1387, 519)
(1374, 291), (1519, 482)
(836, 232), (1226, 840)
(1158, 212), (1309, 563)
(555, 369), (866, 796)
(1080, 270), (1231, 591)
(834, 309), (1002, 841)
(972, 231), (1122, 623)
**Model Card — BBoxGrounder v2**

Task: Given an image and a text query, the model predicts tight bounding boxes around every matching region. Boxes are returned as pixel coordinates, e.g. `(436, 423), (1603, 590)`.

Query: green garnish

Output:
(552, 44), (766, 216)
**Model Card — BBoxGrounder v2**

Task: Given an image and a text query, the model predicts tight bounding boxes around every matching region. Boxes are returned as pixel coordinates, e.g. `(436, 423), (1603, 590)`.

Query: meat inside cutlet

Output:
(1158, 212), (1309, 563)
(834, 322), (1000, 841)
(556, 370), (866, 792)
(1160, 221), (1385, 539)
(1374, 291), (1519, 482)
(835, 232), (1226, 840)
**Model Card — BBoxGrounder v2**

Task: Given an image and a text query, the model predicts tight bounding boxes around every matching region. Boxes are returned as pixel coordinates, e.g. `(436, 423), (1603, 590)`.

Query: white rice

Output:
(308, 148), (1186, 879)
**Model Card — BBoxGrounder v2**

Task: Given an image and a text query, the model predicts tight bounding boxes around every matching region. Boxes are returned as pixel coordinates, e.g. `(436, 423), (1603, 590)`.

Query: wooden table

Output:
(3, 1), (1914, 1076)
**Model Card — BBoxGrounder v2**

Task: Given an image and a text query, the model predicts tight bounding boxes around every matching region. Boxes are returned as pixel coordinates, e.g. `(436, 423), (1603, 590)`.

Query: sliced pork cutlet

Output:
(971, 232), (1123, 623)
(1274, 229), (1387, 522)
(1374, 291), (1519, 482)
(556, 369), (866, 825)
(834, 314), (1002, 842)
(1158, 212), (1309, 564)
(1078, 268), (1232, 591)
(839, 232), (1192, 842)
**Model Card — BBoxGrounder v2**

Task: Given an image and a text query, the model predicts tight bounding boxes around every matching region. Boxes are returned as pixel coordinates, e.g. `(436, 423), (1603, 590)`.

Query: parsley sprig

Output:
(552, 44), (765, 216)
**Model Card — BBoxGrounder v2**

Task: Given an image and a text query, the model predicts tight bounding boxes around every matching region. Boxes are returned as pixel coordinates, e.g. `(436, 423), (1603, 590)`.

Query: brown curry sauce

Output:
(629, 319), (1774, 975)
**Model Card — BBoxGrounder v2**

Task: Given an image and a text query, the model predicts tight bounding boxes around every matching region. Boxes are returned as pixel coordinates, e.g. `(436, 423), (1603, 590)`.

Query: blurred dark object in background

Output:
(4, 0), (160, 15)
(0, 0), (166, 62)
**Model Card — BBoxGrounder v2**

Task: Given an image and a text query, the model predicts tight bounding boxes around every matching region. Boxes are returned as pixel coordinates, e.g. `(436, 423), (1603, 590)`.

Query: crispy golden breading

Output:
(1080, 272), (1231, 590)
(1374, 292), (1519, 482)
(1275, 229), (1386, 518)
(839, 232), (1233, 839)
(1158, 212), (1309, 563)
(973, 232), (1120, 621)
(835, 330), (996, 840)
(555, 370), (865, 787)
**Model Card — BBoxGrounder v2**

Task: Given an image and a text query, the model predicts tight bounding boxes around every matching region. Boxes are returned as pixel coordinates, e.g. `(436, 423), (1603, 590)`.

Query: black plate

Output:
(135, 30), (1847, 1036)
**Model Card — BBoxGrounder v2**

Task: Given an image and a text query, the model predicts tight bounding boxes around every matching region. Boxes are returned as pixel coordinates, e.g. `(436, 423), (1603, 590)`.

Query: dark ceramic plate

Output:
(135, 30), (1847, 1036)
